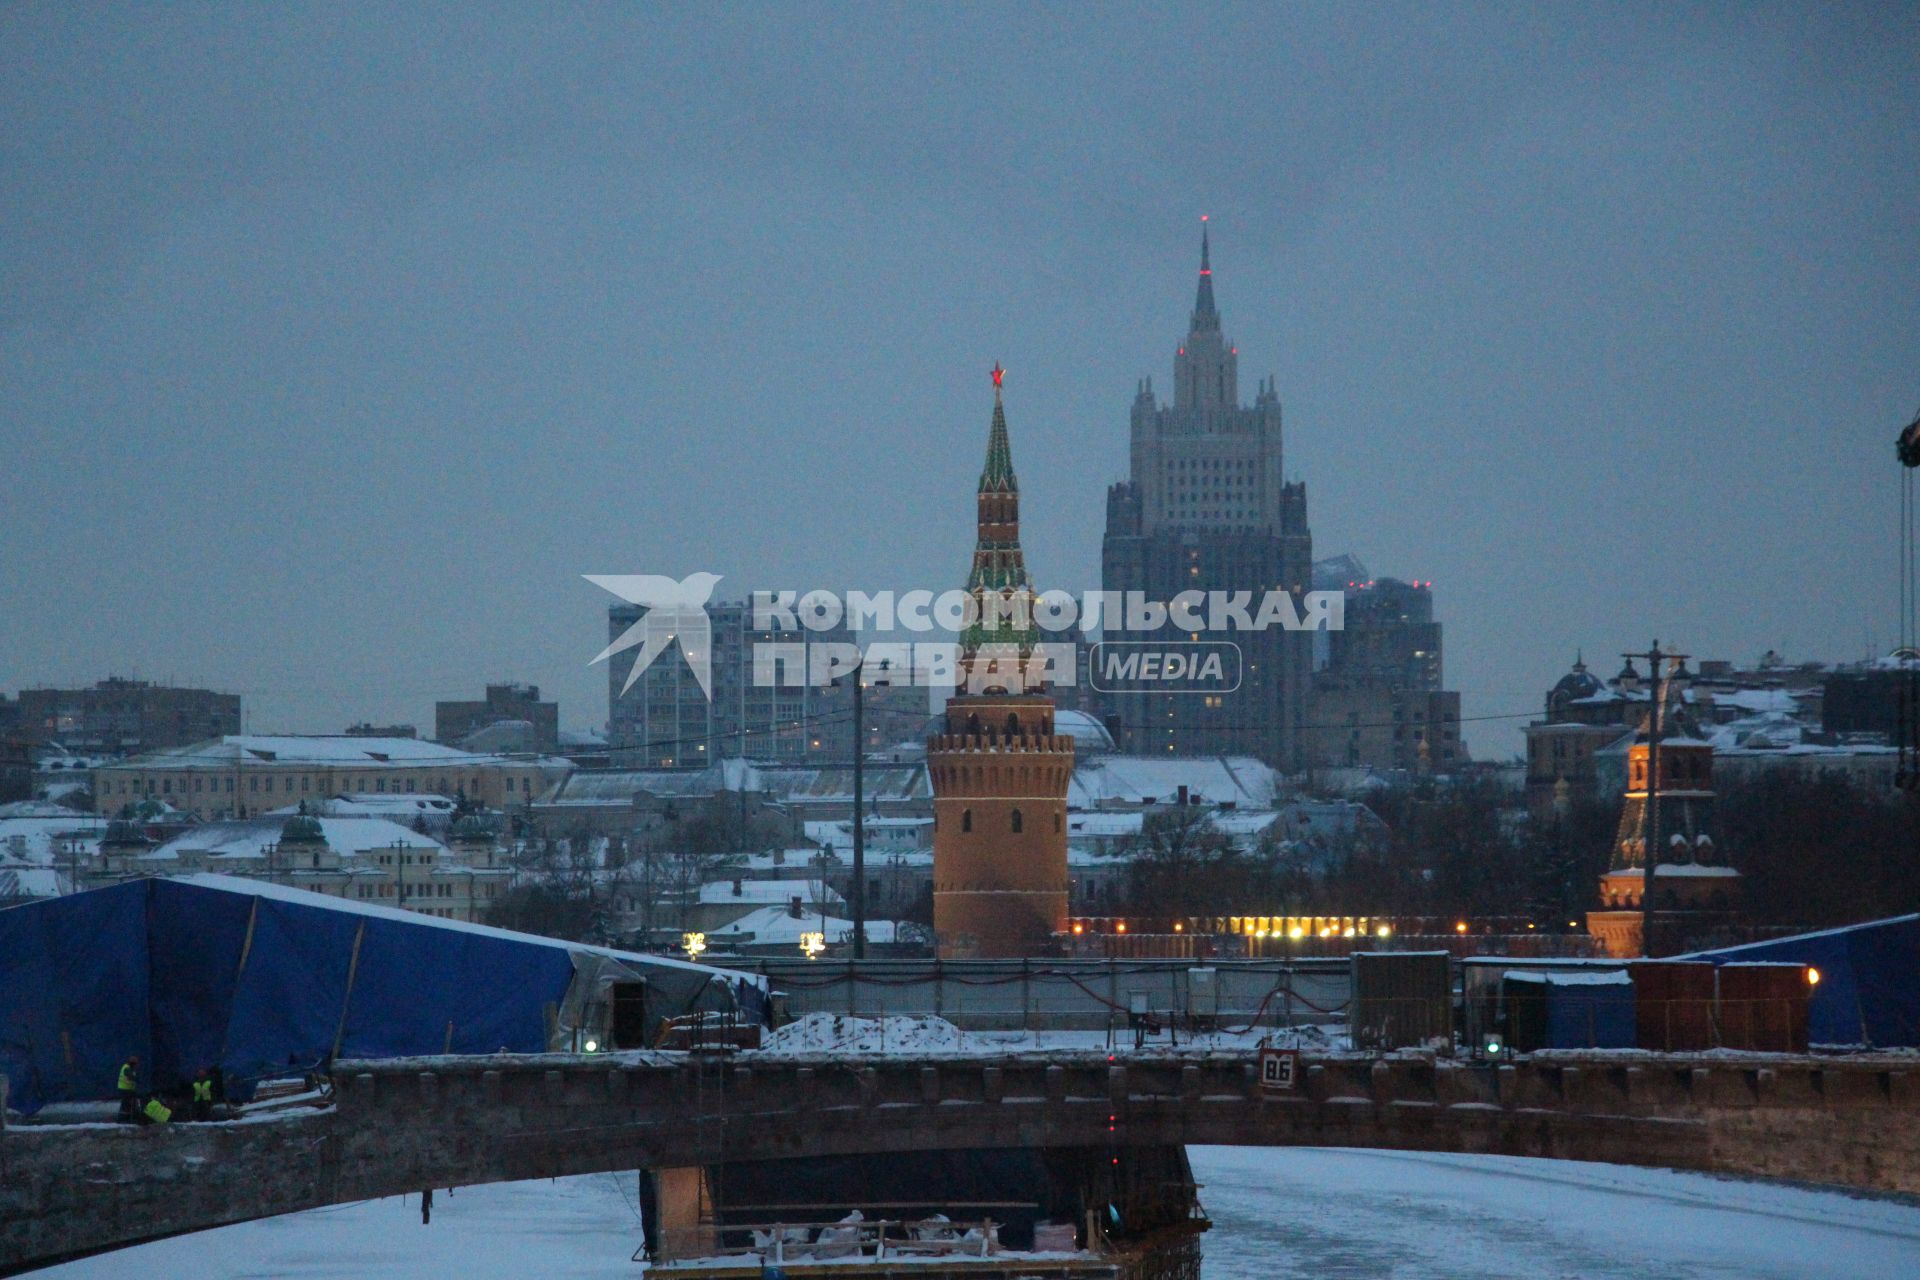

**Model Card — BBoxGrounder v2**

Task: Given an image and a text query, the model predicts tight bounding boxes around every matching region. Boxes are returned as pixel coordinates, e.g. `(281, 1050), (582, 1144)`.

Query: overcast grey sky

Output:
(3, 3), (1917, 757)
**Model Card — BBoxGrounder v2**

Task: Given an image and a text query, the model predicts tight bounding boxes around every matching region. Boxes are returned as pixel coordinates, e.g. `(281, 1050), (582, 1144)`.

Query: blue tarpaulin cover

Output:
(0, 876), (753, 1114)
(1502, 970), (1636, 1050)
(1684, 914), (1920, 1048)
(1541, 972), (1636, 1049)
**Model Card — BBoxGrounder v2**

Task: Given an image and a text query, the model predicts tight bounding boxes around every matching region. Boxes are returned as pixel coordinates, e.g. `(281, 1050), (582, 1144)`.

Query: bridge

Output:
(6, 1047), (1920, 1273)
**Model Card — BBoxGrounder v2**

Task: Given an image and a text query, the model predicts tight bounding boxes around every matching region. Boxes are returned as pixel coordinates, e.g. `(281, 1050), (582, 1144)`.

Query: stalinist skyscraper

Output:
(928, 366), (1073, 958)
(1101, 221), (1314, 768)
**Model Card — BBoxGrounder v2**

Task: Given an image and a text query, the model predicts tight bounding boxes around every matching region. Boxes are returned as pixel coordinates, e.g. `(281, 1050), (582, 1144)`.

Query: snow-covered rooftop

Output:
(1707, 711), (1898, 756)
(802, 817), (933, 851)
(1708, 687), (1803, 715)
(0, 814), (109, 866)
(0, 800), (101, 819)
(542, 760), (932, 807)
(1069, 755), (1278, 809)
(749, 763), (931, 804)
(1068, 811), (1143, 837)
(736, 848), (844, 873)
(264, 794), (460, 820)
(119, 735), (564, 770)
(0, 866), (70, 899)
(1055, 708), (1114, 752)
(147, 816), (447, 861)
(707, 903), (898, 946)
(1217, 809), (1287, 836)
(697, 878), (844, 907)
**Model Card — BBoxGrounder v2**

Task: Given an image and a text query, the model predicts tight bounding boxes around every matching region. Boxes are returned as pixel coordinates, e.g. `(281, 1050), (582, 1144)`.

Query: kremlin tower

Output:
(928, 366), (1073, 958)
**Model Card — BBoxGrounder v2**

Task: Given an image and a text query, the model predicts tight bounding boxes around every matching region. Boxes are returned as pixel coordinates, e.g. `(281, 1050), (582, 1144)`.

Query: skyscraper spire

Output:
(1175, 217), (1234, 409)
(1191, 215), (1219, 332)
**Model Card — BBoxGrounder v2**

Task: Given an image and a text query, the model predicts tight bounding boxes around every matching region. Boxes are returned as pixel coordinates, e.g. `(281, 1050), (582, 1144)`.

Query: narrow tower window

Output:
(962, 809), (972, 833)
(1011, 808), (1023, 834)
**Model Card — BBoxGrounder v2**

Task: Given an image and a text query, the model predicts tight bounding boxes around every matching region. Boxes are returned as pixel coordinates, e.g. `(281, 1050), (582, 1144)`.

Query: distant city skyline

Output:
(4, 6), (1916, 757)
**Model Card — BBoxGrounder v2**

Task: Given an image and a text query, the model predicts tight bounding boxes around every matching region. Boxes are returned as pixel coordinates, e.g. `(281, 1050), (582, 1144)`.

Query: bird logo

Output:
(585, 572), (724, 699)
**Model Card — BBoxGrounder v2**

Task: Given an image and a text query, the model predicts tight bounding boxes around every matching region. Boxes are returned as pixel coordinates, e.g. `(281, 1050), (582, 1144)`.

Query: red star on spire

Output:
(991, 362), (1005, 390)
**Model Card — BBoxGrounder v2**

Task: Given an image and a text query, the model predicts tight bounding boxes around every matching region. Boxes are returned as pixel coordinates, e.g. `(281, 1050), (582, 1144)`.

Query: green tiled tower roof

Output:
(960, 365), (1040, 680)
(979, 394), (1017, 493)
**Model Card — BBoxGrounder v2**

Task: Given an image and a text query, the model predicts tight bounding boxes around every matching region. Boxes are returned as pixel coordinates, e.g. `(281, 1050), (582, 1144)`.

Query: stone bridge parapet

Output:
(6, 1050), (1919, 1273)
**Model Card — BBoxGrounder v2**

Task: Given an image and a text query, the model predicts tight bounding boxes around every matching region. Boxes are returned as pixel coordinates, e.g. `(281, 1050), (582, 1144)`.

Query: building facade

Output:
(0, 739), (30, 805)
(85, 810), (513, 922)
(92, 735), (565, 820)
(13, 678), (240, 754)
(1822, 654), (1914, 745)
(1526, 649), (1876, 817)
(436, 682), (560, 752)
(1101, 226), (1314, 768)
(1304, 572), (1465, 775)
(607, 602), (856, 767)
(929, 368), (1074, 958)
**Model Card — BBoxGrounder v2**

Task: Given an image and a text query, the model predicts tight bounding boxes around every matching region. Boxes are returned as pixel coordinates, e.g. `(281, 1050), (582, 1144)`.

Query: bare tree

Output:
(1105, 806), (1250, 917)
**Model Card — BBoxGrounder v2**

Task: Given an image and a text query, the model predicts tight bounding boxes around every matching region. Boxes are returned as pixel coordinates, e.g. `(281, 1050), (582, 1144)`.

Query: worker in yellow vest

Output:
(116, 1054), (141, 1123)
(191, 1069), (215, 1122)
(140, 1096), (172, 1125)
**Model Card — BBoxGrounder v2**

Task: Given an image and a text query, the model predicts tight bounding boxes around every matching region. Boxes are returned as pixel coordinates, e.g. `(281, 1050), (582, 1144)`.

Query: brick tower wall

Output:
(929, 695), (1072, 958)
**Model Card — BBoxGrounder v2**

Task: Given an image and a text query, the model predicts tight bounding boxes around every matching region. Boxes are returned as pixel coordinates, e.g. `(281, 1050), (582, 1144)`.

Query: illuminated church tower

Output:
(929, 366), (1073, 958)
(1586, 654), (1740, 958)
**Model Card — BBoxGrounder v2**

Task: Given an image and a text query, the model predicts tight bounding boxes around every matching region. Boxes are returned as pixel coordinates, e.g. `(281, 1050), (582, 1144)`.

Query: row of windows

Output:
(952, 807), (1062, 834)
(350, 880), (499, 901)
(105, 771), (535, 797)
(1170, 458), (1258, 471)
(1170, 477), (1252, 492)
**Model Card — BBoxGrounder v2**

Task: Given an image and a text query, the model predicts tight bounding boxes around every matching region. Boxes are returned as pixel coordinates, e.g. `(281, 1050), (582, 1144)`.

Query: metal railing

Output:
(655, 1217), (1006, 1267)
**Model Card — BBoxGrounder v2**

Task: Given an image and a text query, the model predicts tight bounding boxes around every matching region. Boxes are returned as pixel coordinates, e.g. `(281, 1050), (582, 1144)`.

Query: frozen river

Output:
(39, 1148), (1920, 1279)
(1189, 1146), (1920, 1279)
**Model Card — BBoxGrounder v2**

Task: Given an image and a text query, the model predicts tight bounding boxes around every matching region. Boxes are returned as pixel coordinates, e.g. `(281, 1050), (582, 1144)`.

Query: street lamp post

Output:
(1623, 640), (1687, 958)
(852, 658), (864, 961)
(846, 655), (893, 962)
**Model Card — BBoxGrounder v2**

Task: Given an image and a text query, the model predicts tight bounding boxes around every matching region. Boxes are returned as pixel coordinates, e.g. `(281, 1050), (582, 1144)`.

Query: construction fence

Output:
(742, 958), (1352, 1032)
